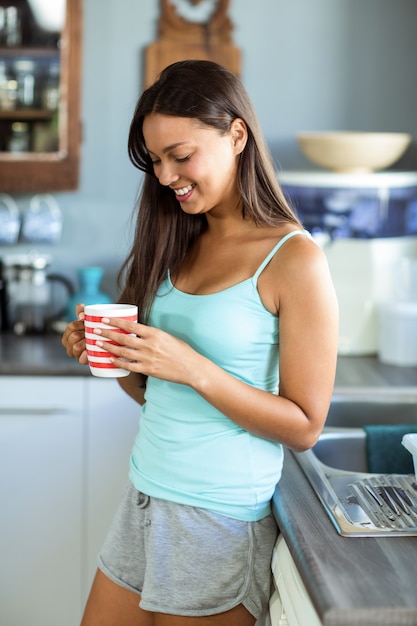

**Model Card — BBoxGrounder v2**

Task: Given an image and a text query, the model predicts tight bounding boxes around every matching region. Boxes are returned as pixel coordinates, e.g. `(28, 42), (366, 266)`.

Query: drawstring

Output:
(135, 491), (150, 509)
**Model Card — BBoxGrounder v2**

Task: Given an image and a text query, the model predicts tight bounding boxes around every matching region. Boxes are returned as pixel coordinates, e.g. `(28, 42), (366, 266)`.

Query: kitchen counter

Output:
(3, 332), (417, 385)
(273, 452), (417, 626)
(2, 333), (417, 625)
(0, 332), (90, 376)
(272, 354), (417, 626)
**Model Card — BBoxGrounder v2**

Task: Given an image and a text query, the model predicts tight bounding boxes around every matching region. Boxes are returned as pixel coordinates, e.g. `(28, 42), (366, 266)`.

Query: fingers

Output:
(98, 316), (143, 335)
(94, 327), (140, 355)
(77, 349), (89, 365)
(91, 321), (144, 370)
(62, 310), (141, 368)
(92, 318), (146, 347)
(75, 302), (85, 319)
(62, 318), (87, 363)
(96, 337), (139, 363)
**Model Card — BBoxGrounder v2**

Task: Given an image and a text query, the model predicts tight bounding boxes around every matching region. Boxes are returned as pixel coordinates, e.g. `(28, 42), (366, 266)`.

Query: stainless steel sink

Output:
(293, 388), (417, 537)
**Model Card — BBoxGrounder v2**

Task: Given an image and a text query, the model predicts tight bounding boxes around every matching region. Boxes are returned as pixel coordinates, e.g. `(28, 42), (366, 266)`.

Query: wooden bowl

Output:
(296, 132), (411, 173)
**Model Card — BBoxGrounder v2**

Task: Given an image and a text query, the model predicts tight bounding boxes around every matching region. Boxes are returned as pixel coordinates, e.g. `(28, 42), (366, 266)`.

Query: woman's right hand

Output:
(61, 303), (88, 365)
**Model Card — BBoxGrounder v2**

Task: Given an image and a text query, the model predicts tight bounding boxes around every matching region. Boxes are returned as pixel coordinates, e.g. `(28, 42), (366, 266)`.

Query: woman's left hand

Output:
(92, 316), (202, 385)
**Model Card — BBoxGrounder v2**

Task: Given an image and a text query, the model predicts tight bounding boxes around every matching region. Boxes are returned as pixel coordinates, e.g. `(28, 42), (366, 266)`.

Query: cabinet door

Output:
(85, 378), (140, 598)
(270, 535), (321, 626)
(0, 376), (84, 626)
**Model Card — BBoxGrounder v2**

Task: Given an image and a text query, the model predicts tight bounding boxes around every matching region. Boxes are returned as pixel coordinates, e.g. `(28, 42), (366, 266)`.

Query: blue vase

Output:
(65, 266), (112, 321)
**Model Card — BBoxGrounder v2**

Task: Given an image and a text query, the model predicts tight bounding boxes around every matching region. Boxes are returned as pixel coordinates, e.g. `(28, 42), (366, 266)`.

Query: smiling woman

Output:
(62, 59), (338, 626)
(142, 113), (245, 212)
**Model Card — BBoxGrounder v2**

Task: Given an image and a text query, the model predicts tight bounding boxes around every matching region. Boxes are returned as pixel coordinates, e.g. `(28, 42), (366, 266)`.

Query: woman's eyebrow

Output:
(163, 141), (188, 153)
(147, 142), (189, 157)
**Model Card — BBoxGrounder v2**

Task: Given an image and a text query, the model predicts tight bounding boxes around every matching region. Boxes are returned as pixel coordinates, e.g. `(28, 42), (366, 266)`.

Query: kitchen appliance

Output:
(378, 300), (417, 366)
(1, 252), (74, 335)
(279, 171), (417, 355)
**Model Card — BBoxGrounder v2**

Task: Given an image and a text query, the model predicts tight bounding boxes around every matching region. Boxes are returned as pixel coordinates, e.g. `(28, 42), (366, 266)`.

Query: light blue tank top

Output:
(129, 229), (311, 521)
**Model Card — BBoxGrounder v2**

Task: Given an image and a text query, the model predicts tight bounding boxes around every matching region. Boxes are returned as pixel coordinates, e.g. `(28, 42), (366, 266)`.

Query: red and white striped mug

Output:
(84, 303), (138, 378)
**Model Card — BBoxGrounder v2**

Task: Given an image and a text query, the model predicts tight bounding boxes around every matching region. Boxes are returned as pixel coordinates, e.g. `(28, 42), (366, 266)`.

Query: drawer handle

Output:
(0, 408), (69, 416)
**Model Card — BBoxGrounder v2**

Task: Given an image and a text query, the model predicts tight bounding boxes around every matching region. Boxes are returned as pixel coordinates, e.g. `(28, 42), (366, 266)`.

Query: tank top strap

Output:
(253, 229), (312, 282)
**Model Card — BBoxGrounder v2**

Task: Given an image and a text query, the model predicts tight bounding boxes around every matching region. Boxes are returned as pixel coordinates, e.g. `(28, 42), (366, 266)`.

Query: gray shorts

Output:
(98, 481), (278, 619)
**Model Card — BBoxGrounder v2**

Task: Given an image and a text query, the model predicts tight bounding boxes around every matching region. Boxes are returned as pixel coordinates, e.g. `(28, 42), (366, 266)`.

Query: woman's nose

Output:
(157, 162), (179, 187)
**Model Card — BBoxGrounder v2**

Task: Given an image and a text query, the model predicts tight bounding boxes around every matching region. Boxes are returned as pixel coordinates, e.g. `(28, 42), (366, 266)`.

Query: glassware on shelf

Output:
(21, 193), (63, 243)
(42, 61), (60, 111)
(3, 6), (21, 47)
(32, 117), (59, 153)
(0, 193), (20, 244)
(0, 8), (4, 44)
(0, 61), (17, 111)
(15, 59), (36, 108)
(8, 122), (30, 152)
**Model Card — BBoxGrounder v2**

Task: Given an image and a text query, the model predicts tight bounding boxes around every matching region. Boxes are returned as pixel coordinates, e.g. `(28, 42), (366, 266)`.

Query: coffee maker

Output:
(0, 252), (74, 335)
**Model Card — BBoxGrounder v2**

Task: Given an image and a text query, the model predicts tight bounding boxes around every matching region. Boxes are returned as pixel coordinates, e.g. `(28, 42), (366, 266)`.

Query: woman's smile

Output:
(172, 183), (196, 201)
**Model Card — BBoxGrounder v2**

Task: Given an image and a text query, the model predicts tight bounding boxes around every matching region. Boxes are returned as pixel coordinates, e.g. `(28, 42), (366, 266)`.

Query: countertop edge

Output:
(273, 451), (417, 626)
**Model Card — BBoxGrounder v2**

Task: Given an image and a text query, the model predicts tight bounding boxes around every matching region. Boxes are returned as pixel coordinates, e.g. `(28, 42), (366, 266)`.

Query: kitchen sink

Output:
(293, 388), (417, 537)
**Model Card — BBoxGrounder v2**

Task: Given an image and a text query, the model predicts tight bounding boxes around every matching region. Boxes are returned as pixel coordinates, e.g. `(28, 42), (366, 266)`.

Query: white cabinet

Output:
(0, 377), (85, 626)
(0, 375), (140, 625)
(269, 535), (321, 626)
(84, 378), (140, 599)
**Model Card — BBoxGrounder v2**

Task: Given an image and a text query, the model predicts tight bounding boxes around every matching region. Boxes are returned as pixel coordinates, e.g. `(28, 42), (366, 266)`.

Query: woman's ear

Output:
(230, 118), (248, 154)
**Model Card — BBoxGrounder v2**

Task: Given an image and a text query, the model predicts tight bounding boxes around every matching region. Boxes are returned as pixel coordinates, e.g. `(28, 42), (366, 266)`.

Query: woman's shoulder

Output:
(257, 226), (333, 314)
(259, 225), (318, 255)
(262, 226), (329, 283)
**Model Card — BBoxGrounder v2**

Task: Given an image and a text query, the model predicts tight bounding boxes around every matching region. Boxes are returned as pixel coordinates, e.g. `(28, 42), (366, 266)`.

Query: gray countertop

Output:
(0, 332), (90, 376)
(2, 332), (417, 624)
(3, 332), (417, 386)
(273, 453), (417, 626)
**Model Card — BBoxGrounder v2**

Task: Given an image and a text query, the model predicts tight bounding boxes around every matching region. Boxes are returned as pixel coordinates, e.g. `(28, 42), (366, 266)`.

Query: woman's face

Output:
(142, 113), (247, 216)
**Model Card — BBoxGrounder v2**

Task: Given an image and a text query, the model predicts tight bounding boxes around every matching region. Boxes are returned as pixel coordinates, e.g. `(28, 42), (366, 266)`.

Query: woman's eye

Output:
(175, 154), (191, 163)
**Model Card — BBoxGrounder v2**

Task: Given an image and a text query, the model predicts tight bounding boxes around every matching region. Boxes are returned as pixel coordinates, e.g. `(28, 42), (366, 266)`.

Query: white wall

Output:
(2, 0), (417, 301)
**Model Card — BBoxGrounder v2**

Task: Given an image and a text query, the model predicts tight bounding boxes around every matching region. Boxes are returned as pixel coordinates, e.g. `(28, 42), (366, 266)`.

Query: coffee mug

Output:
(84, 303), (138, 378)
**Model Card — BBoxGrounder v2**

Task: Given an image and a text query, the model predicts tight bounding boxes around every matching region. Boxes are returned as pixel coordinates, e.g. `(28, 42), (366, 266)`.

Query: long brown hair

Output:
(118, 60), (301, 321)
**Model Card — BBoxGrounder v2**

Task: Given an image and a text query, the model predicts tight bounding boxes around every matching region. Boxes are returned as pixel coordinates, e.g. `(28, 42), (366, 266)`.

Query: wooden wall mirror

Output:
(0, 0), (82, 192)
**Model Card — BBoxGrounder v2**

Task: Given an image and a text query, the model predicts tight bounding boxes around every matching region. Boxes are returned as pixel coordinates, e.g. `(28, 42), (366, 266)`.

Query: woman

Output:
(63, 60), (338, 626)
